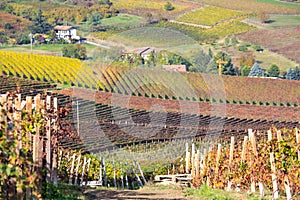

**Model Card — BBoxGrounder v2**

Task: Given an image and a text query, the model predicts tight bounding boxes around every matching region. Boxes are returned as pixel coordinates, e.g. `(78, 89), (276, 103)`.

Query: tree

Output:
(248, 63), (265, 77)
(241, 65), (251, 76)
(0, 0), (7, 10)
(267, 64), (280, 77)
(62, 44), (87, 60)
(164, 2), (175, 11)
(213, 51), (235, 75)
(286, 68), (294, 80)
(30, 9), (52, 34)
(231, 37), (238, 46)
(239, 52), (255, 67)
(88, 12), (103, 26)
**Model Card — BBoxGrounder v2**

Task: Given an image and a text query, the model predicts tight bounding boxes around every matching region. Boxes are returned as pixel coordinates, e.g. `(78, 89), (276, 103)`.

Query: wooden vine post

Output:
(215, 144), (222, 175)
(185, 143), (190, 173)
(227, 136), (235, 191)
(248, 129), (257, 193)
(52, 97), (58, 186)
(241, 136), (248, 162)
(191, 143), (195, 178)
(268, 130), (279, 199)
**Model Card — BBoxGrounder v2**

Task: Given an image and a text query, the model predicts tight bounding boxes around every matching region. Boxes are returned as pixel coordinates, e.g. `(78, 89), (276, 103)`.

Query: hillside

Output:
(0, 51), (299, 109)
(0, 11), (32, 36)
(238, 26), (300, 63)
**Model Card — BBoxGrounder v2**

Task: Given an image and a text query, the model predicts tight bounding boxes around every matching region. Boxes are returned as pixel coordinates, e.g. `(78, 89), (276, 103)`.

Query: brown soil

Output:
(84, 187), (187, 200)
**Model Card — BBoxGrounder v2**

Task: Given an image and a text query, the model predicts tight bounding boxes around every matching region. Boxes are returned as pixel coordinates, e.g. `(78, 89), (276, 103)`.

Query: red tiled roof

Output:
(54, 26), (74, 31)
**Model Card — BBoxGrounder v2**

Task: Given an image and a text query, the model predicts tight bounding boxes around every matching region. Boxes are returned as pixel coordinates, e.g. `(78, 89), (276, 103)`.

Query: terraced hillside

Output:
(1, 51), (300, 108)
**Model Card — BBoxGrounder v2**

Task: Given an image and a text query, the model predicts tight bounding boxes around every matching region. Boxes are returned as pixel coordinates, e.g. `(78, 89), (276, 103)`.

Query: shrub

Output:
(164, 2), (175, 11)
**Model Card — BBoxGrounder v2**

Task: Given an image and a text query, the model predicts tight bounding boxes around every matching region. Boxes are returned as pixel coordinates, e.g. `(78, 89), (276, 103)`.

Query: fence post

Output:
(248, 129), (256, 193)
(191, 143), (195, 177)
(25, 96), (32, 199)
(52, 97), (58, 186)
(74, 155), (81, 185)
(241, 136), (248, 162)
(185, 143), (189, 173)
(268, 131), (279, 199)
(69, 154), (76, 185)
(227, 136), (235, 191)
(215, 144), (222, 174)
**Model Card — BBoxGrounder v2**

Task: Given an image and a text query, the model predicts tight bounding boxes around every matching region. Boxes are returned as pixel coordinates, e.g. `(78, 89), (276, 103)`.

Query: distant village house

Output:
(123, 47), (155, 61)
(54, 26), (85, 43)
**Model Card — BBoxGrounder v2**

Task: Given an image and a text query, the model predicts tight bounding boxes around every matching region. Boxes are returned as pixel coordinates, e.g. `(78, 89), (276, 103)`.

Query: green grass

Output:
(110, 26), (196, 48)
(247, 14), (300, 28)
(184, 185), (272, 200)
(254, 49), (298, 71)
(267, 14), (300, 27)
(101, 14), (143, 28)
(0, 43), (97, 57)
(256, 0), (300, 8)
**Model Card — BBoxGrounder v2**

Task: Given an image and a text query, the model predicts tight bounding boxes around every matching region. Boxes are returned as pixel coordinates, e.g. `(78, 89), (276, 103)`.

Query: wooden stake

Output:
(229, 136), (235, 165)
(185, 143), (189, 173)
(191, 143), (195, 177)
(69, 154), (76, 185)
(80, 157), (87, 185)
(284, 175), (292, 200)
(137, 162), (147, 184)
(277, 130), (282, 142)
(46, 120), (51, 183)
(195, 150), (200, 178)
(215, 144), (222, 174)
(74, 155), (81, 185)
(270, 153), (279, 199)
(267, 130), (272, 141)
(258, 182), (264, 197)
(241, 136), (248, 162)
(186, 151), (190, 174)
(249, 129), (257, 155)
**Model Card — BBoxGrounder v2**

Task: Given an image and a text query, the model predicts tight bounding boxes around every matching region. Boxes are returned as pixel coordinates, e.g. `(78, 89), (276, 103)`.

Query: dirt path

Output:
(84, 186), (187, 200)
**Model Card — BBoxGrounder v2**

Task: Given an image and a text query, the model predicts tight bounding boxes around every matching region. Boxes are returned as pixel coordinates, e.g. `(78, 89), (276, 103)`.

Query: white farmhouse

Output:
(54, 26), (80, 41)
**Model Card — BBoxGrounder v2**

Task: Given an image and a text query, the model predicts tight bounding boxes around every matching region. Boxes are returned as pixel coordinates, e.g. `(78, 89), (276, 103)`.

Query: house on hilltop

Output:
(124, 47), (155, 60)
(54, 26), (85, 43)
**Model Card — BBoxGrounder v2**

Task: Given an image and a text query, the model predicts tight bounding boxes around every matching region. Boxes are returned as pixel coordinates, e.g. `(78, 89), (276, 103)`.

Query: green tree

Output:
(213, 51), (235, 75)
(241, 65), (251, 76)
(0, 0), (7, 10)
(88, 12), (103, 26)
(30, 8), (52, 34)
(267, 64), (280, 77)
(164, 2), (174, 11)
(62, 44), (87, 60)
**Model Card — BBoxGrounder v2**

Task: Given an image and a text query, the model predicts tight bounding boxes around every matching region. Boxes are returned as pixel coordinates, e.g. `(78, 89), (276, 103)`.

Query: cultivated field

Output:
(1, 51), (300, 108)
(193, 0), (300, 14)
(238, 26), (300, 63)
(175, 6), (247, 26)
